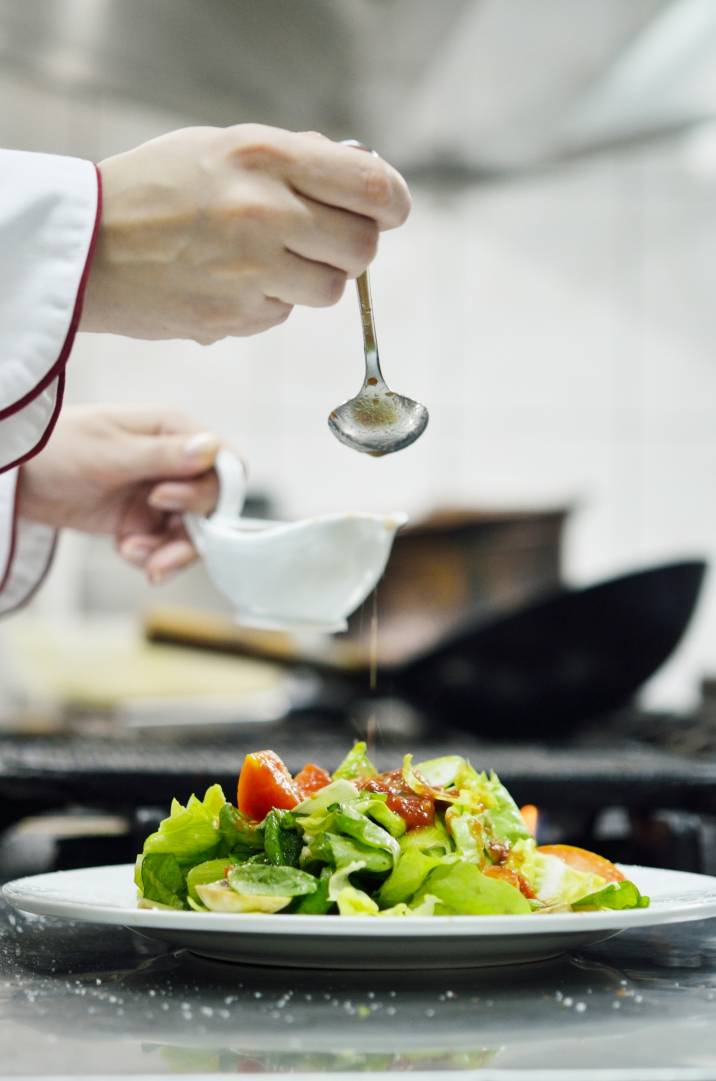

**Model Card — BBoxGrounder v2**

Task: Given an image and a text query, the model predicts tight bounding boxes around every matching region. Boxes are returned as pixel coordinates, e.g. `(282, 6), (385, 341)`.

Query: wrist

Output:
(79, 160), (111, 334)
(16, 464), (48, 527)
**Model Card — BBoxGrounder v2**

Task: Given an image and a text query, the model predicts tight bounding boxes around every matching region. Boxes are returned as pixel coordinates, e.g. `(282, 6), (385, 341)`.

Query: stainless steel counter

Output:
(1, 894), (716, 1080)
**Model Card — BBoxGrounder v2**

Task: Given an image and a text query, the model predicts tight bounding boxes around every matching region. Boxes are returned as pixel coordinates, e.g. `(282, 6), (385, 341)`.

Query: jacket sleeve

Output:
(0, 149), (101, 614)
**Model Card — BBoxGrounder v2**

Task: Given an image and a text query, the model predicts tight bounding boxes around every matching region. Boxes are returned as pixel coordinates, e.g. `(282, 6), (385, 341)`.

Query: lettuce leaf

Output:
(444, 804), (486, 864)
(141, 785), (226, 865)
(140, 853), (187, 909)
(507, 840), (607, 905)
(332, 742), (378, 781)
(378, 894), (442, 917)
(294, 779), (360, 819)
(357, 794), (406, 839)
(414, 754), (466, 789)
(219, 804), (264, 855)
(186, 858), (238, 905)
(414, 862), (531, 915)
(263, 809), (302, 867)
(455, 768), (530, 846)
(332, 804), (400, 863)
(327, 859), (379, 916)
(572, 880), (649, 911)
(228, 863), (317, 898)
(377, 846), (449, 908)
(294, 867), (334, 914)
(399, 822), (453, 857)
(301, 829), (392, 874)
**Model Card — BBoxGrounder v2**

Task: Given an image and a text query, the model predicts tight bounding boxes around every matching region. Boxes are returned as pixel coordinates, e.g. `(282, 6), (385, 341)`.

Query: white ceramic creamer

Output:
(184, 450), (407, 633)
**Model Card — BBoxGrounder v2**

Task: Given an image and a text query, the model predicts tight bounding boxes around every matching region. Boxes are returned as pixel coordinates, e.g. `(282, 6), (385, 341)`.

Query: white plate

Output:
(5, 863), (716, 969)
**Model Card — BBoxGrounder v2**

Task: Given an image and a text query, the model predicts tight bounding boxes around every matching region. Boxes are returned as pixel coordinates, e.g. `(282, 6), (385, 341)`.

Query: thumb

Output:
(126, 431), (221, 481)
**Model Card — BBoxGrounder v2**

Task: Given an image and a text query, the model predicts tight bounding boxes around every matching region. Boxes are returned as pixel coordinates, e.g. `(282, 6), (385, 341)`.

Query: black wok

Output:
(393, 561), (707, 739)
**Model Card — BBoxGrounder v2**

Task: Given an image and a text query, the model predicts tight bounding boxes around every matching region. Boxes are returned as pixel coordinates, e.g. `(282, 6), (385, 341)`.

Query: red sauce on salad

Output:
(358, 769), (435, 830)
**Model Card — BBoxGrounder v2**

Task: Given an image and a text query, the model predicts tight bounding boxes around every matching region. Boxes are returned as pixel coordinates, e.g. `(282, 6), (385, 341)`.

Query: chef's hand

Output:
(81, 124), (411, 344)
(18, 406), (226, 584)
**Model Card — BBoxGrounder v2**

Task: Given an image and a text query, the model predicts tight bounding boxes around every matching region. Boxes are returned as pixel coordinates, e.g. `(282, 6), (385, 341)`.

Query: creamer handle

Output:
(183, 449), (248, 554)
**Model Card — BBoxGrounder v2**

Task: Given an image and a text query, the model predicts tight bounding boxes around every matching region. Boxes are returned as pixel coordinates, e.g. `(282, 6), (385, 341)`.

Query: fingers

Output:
(147, 472), (219, 515)
(285, 194), (379, 278)
(267, 250), (347, 308)
(283, 133), (411, 231)
(125, 430), (221, 482)
(144, 538), (196, 584)
(118, 533), (164, 567)
(117, 525), (197, 584)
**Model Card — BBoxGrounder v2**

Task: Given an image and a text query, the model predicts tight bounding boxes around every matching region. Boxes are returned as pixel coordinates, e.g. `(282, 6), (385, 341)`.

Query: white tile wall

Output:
(4, 69), (716, 709)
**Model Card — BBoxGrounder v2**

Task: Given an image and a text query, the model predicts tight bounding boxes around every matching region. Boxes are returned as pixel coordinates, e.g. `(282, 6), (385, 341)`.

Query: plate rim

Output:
(4, 862), (716, 938)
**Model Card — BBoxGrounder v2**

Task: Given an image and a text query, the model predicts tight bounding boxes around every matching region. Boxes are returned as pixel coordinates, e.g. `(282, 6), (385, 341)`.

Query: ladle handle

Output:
(342, 139), (385, 388)
(183, 448), (247, 554)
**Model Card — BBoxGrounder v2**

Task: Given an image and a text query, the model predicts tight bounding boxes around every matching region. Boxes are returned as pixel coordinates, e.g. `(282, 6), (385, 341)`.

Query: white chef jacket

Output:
(0, 149), (100, 614)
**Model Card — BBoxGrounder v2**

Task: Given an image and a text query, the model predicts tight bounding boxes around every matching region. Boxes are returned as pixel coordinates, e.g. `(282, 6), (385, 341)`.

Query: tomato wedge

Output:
(237, 750), (300, 820)
(294, 762), (331, 798)
(538, 844), (624, 883)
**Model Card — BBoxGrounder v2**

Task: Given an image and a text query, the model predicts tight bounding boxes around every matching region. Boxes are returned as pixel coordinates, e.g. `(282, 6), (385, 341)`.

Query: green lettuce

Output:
(327, 860), (379, 916)
(378, 894), (441, 917)
(228, 863), (317, 898)
(294, 779), (360, 819)
(140, 853), (187, 909)
(507, 840), (607, 905)
(186, 858), (238, 905)
(304, 831), (393, 875)
(141, 784), (226, 865)
(332, 742), (378, 781)
(332, 804), (400, 863)
(263, 809), (301, 867)
(357, 794), (406, 838)
(444, 804), (486, 864)
(294, 867), (334, 914)
(399, 822), (453, 857)
(454, 767), (530, 846)
(572, 880), (649, 911)
(413, 754), (466, 789)
(219, 804), (264, 855)
(413, 862), (531, 915)
(377, 846), (449, 908)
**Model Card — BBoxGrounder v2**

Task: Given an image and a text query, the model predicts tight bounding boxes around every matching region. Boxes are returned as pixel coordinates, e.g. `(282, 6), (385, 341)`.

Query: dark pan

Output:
(394, 561), (707, 739)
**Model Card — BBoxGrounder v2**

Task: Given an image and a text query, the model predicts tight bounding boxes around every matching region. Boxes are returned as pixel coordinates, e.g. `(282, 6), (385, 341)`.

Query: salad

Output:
(135, 743), (649, 916)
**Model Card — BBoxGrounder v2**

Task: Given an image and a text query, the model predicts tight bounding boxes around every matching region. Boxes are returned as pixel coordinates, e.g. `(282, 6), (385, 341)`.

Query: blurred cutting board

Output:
(0, 614), (305, 732)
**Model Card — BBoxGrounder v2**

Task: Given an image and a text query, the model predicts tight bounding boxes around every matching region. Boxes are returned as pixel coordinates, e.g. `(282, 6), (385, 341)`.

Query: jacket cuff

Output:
(0, 469), (56, 616)
(0, 152), (102, 473)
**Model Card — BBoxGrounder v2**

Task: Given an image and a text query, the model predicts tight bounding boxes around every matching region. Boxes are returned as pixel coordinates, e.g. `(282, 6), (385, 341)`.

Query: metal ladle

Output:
(327, 142), (429, 457)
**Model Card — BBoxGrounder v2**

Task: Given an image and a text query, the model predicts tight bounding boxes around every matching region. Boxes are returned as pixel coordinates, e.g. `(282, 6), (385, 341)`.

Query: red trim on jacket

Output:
(0, 367), (66, 476)
(0, 162), (103, 422)
(0, 467), (58, 614)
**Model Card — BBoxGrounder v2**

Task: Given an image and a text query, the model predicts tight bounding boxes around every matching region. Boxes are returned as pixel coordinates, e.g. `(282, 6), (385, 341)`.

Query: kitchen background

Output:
(1, 0), (716, 714)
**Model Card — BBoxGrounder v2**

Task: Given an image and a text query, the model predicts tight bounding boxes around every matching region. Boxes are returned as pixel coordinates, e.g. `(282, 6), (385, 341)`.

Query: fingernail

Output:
(149, 565), (179, 585)
(121, 539), (155, 565)
(148, 490), (186, 512)
(183, 432), (219, 462)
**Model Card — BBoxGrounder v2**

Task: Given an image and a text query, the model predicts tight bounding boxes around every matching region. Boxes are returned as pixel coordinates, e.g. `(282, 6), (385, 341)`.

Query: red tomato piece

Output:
(294, 762), (331, 797)
(236, 750), (300, 820)
(538, 844), (625, 883)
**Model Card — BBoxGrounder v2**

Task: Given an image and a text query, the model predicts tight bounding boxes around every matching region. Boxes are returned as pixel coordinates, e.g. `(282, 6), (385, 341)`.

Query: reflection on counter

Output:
(2, 894), (716, 1076)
